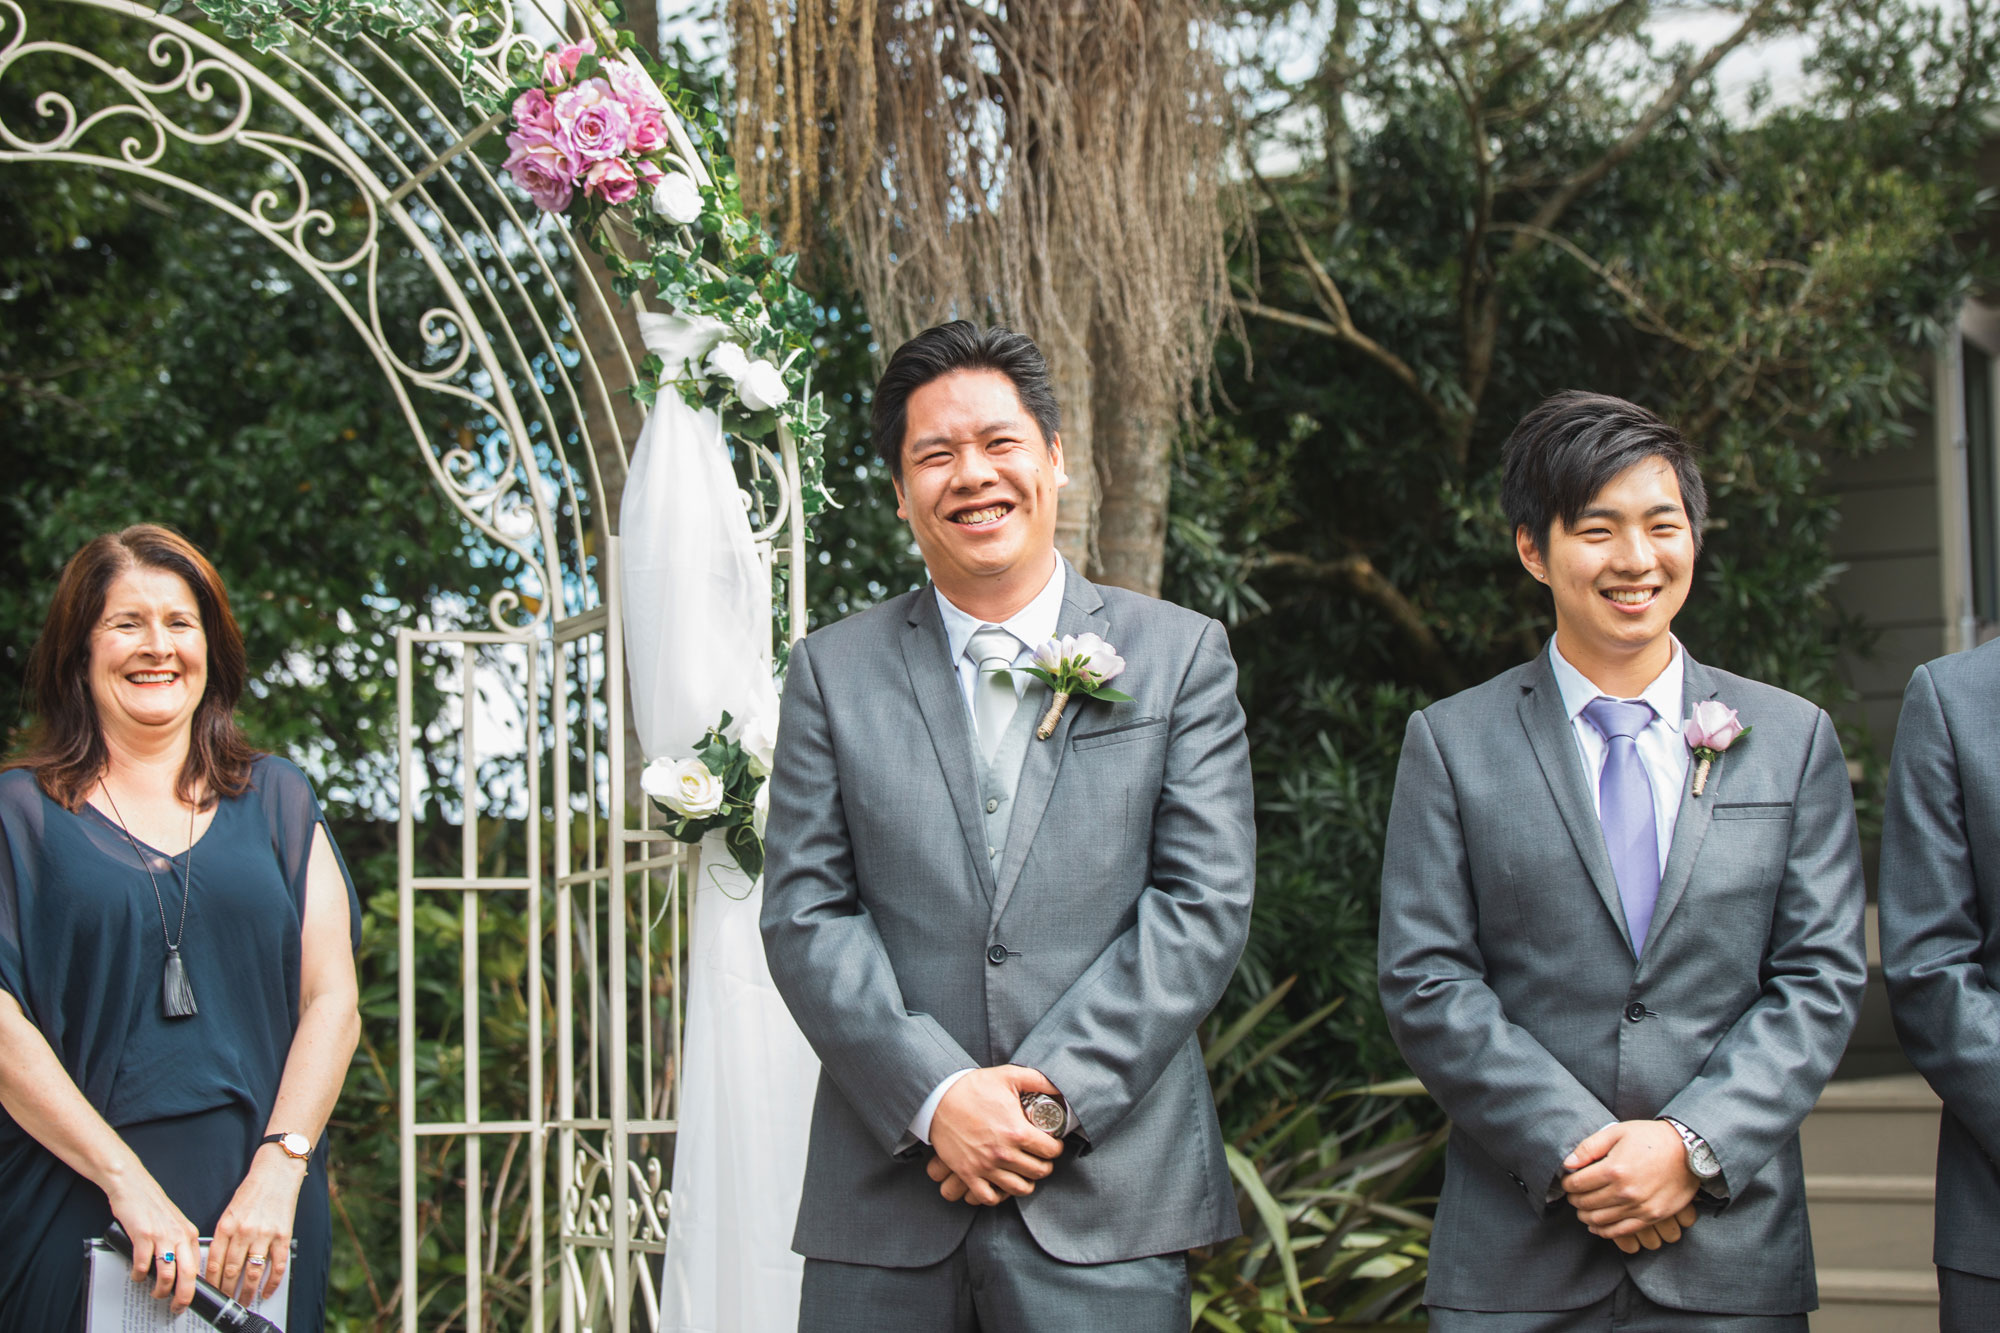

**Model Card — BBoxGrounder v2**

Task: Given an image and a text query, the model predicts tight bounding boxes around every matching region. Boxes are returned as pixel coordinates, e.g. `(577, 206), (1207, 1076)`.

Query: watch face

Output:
(281, 1132), (311, 1158)
(1022, 1095), (1065, 1135)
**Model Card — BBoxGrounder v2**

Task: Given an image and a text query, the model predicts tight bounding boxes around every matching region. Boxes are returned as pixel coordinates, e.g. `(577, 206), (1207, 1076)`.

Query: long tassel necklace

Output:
(101, 782), (199, 1019)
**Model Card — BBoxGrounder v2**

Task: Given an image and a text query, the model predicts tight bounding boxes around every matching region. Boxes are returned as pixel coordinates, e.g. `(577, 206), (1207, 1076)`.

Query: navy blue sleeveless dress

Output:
(0, 756), (361, 1332)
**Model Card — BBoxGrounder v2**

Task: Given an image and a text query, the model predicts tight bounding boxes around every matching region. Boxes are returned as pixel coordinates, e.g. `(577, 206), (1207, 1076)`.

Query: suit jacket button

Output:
(1625, 1001), (1648, 1022)
(987, 945), (1009, 965)
(986, 798), (999, 813)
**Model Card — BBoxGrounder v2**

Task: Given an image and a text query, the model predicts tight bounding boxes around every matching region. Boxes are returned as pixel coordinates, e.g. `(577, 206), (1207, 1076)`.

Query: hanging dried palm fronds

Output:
(730, 0), (1235, 592)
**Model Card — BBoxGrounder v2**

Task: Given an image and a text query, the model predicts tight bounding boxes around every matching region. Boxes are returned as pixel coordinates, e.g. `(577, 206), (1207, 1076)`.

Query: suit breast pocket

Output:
(1071, 717), (1167, 751)
(1711, 801), (1793, 821)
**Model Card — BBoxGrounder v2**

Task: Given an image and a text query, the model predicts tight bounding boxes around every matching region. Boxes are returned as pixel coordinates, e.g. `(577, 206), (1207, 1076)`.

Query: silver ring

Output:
(159, 1253), (175, 1264)
(247, 1256), (266, 1267)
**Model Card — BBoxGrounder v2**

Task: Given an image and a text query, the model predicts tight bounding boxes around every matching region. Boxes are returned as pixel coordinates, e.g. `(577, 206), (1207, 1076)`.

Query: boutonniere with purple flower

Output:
(1018, 633), (1132, 739)
(1685, 700), (1751, 797)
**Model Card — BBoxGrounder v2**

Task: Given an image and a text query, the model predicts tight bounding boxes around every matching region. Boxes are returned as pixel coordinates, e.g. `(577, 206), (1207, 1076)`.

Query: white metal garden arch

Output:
(0, 1), (806, 1327)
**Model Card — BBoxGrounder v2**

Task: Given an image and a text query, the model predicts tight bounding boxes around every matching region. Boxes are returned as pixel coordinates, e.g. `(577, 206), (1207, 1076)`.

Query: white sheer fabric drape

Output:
(621, 313), (818, 1333)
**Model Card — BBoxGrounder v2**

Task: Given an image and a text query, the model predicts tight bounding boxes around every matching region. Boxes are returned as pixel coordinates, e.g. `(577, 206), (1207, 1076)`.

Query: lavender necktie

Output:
(1582, 696), (1661, 956)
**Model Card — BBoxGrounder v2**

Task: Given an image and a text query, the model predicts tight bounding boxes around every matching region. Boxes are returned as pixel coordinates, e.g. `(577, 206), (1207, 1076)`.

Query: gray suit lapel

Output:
(901, 592), (999, 904)
(991, 564), (1109, 924)
(1642, 656), (1720, 959)
(1519, 650), (1634, 954)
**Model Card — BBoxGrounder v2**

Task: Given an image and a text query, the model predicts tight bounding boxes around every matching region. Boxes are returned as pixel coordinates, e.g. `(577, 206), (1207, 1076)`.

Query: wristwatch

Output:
(1661, 1118), (1721, 1180)
(1020, 1093), (1066, 1136)
(261, 1131), (313, 1161)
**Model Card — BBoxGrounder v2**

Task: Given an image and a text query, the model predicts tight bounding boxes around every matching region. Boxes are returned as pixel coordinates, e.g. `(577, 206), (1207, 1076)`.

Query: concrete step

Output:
(1808, 1173), (1935, 1271)
(1801, 1077), (1941, 1326)
(1812, 1267), (1937, 1333)
(1801, 1075), (1942, 1179)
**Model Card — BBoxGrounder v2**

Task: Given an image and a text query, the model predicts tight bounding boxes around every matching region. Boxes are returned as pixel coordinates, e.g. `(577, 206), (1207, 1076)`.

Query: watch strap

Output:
(1660, 1117), (1721, 1179)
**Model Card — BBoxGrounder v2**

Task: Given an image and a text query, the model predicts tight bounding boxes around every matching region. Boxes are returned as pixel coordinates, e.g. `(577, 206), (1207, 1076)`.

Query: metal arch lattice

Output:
(0, 2), (808, 1328)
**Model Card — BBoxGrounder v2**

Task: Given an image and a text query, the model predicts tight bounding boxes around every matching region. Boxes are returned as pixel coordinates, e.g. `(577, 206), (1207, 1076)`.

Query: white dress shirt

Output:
(934, 557), (1067, 721)
(910, 559), (1068, 1146)
(1548, 635), (1691, 876)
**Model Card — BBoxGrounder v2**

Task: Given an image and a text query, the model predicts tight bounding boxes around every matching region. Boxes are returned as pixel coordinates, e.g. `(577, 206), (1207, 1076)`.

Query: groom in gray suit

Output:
(761, 321), (1255, 1330)
(1879, 640), (2000, 1330)
(1378, 392), (1866, 1328)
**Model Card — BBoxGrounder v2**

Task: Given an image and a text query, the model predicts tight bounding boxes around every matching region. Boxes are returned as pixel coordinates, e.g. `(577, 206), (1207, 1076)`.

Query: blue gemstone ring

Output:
(159, 1253), (175, 1264)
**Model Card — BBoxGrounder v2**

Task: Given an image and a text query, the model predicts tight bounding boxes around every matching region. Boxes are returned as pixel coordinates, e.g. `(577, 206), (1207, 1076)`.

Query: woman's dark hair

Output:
(870, 320), (1062, 476)
(8, 524), (258, 811)
(1500, 390), (1708, 556)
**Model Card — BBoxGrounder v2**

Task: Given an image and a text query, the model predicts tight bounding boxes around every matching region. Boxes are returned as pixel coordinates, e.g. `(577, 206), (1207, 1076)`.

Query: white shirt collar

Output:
(1548, 634), (1685, 735)
(936, 556), (1067, 663)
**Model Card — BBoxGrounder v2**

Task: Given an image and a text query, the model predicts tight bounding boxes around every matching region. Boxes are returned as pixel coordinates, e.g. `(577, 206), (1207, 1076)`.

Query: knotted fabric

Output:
(1582, 696), (1662, 956)
(966, 626), (1022, 762)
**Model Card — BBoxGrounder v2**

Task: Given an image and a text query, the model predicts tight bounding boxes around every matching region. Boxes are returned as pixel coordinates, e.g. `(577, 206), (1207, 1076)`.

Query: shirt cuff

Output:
(910, 1068), (977, 1145)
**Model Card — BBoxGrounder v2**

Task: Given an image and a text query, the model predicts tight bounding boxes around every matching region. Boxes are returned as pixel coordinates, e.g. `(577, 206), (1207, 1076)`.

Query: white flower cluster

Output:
(703, 341), (788, 413)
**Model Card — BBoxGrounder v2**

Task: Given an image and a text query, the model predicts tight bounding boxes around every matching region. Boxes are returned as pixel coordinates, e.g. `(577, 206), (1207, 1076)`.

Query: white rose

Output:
(704, 341), (750, 384)
(737, 358), (788, 412)
(730, 711), (778, 778)
(752, 780), (770, 839)
(650, 171), (704, 225)
(640, 756), (724, 819)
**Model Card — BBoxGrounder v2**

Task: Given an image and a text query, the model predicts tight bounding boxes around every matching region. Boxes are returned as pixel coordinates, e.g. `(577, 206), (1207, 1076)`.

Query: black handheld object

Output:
(102, 1222), (283, 1333)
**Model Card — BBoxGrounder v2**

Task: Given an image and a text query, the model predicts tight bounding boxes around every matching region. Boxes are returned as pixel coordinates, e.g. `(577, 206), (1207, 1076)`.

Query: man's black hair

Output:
(870, 321), (1061, 477)
(1500, 390), (1708, 556)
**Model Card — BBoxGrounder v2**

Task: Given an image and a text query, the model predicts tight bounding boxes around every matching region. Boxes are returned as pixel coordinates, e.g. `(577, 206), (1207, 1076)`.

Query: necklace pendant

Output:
(162, 946), (197, 1019)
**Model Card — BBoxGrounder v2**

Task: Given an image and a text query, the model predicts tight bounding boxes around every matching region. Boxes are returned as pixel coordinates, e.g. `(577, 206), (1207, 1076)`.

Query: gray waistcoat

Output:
(975, 684), (1047, 866)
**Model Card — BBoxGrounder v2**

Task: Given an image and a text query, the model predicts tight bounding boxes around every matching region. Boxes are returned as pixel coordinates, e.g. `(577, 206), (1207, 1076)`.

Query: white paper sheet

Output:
(85, 1239), (291, 1332)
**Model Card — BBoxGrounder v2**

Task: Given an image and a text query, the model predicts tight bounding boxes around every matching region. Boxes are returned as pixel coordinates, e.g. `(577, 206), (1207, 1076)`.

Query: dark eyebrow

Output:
(906, 420), (1025, 455)
(1575, 502), (1684, 523)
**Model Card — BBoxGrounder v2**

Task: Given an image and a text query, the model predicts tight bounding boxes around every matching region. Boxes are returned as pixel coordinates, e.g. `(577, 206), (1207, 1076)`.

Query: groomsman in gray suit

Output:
(761, 321), (1255, 1330)
(1880, 640), (2000, 1330)
(1378, 391), (1867, 1329)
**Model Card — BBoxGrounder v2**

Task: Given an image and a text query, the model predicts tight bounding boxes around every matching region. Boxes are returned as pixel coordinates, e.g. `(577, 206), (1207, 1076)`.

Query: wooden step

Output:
(1801, 1075), (1942, 1180)
(1808, 1173), (1935, 1271)
(1812, 1267), (1937, 1332)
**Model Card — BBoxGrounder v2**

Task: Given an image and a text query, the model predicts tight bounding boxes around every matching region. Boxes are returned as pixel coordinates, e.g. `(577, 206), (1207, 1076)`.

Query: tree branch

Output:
(1517, 0), (1779, 249)
(1255, 550), (1460, 692)
(1241, 166), (1451, 429)
(1489, 221), (1712, 352)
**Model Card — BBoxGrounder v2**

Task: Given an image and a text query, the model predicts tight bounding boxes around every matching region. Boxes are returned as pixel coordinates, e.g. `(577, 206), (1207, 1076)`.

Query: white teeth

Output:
(953, 506), (1009, 525)
(1604, 590), (1655, 605)
(129, 672), (177, 683)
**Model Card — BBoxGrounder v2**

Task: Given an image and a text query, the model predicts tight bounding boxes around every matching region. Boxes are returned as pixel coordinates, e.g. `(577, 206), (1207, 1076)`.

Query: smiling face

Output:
(88, 565), (208, 744)
(1517, 456), (1694, 687)
(893, 368), (1068, 613)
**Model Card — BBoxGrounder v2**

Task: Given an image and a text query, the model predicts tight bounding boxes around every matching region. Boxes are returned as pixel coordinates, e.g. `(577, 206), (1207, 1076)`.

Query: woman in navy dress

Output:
(0, 524), (360, 1330)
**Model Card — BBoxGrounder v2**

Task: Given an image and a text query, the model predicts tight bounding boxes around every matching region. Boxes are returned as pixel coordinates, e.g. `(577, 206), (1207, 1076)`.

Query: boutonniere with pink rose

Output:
(1017, 634), (1132, 739)
(1685, 701), (1751, 797)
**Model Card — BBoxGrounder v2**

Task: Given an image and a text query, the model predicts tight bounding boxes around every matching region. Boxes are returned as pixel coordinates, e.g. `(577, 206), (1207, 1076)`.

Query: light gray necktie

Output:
(965, 626), (1021, 762)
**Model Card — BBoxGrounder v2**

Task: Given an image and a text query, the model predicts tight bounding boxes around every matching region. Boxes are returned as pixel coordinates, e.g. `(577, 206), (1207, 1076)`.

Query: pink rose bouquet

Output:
(503, 40), (704, 215)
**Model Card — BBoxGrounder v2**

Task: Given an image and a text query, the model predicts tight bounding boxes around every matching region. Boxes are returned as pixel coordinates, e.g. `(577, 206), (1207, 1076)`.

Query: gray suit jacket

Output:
(1377, 648), (1866, 1315)
(1880, 639), (2000, 1278)
(760, 561), (1255, 1267)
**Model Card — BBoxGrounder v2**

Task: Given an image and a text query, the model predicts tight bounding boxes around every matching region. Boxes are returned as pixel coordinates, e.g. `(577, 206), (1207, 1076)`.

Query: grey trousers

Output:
(1428, 1278), (1808, 1332)
(1940, 1266), (2000, 1333)
(797, 1200), (1191, 1332)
